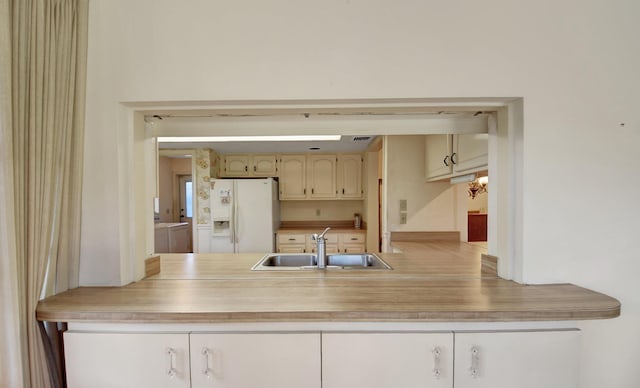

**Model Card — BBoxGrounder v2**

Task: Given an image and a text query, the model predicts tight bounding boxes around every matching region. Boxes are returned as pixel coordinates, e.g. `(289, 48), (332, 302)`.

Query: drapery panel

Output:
(1, 0), (88, 387)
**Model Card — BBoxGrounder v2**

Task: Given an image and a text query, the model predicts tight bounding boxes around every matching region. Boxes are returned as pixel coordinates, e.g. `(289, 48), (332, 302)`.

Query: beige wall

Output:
(385, 135), (459, 232)
(81, 1), (640, 386)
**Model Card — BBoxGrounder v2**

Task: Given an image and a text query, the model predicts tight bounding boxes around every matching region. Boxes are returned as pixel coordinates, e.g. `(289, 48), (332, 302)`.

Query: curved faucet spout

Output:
(319, 227), (331, 239)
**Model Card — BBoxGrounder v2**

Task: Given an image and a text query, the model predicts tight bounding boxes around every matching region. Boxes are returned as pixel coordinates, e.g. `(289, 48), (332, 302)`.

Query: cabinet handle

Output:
(451, 152), (457, 165)
(202, 348), (214, 378)
(253, 165), (256, 172)
(342, 188), (345, 194)
(443, 155), (450, 167)
(304, 188), (306, 195)
(469, 346), (480, 378)
(288, 238), (296, 241)
(312, 188), (315, 194)
(432, 346), (442, 379)
(166, 347), (177, 378)
(245, 165), (248, 172)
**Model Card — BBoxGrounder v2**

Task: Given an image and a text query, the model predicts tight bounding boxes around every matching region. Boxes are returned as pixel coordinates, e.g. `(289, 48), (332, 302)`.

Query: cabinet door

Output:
(454, 330), (580, 388)
(64, 332), (190, 388)
(279, 155), (307, 199)
(224, 154), (250, 176)
(338, 154), (363, 198)
(323, 332), (453, 388)
(251, 154), (277, 176)
(425, 135), (453, 181)
(191, 333), (321, 388)
(453, 134), (488, 173)
(308, 154), (337, 199)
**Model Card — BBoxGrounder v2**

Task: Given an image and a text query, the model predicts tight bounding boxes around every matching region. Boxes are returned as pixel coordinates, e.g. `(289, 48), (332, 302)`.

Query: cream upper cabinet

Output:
(190, 333), (321, 388)
(279, 154), (307, 199)
(425, 134), (454, 181)
(452, 134), (488, 174)
(224, 154), (250, 177)
(307, 154), (337, 199)
(251, 154), (277, 176)
(337, 154), (363, 199)
(425, 134), (488, 181)
(323, 332), (454, 388)
(222, 154), (277, 177)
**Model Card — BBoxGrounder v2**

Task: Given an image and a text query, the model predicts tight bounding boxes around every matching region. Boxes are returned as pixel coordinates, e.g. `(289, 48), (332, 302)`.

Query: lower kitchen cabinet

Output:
(63, 329), (579, 388)
(64, 332), (190, 388)
(190, 333), (321, 388)
(454, 330), (580, 388)
(322, 332), (454, 388)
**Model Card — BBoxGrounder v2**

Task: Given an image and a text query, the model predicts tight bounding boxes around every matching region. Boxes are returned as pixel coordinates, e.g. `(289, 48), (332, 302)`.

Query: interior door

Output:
(178, 175), (193, 252)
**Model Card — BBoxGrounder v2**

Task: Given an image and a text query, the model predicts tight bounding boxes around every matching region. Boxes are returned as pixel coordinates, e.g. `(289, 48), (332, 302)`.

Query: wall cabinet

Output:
(65, 332), (191, 388)
(190, 333), (320, 388)
(323, 332), (453, 388)
(425, 134), (488, 181)
(337, 154), (364, 199)
(279, 153), (363, 200)
(308, 154), (337, 199)
(222, 154), (277, 177)
(279, 154), (307, 199)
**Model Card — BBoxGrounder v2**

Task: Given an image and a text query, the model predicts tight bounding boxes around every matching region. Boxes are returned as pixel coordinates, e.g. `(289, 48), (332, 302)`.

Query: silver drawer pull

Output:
(469, 346), (480, 378)
(432, 346), (442, 379)
(202, 347), (214, 378)
(166, 347), (177, 378)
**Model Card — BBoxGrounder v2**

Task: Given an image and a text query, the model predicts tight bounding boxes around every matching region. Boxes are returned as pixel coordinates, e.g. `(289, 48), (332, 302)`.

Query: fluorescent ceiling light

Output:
(157, 135), (341, 142)
(450, 173), (477, 184)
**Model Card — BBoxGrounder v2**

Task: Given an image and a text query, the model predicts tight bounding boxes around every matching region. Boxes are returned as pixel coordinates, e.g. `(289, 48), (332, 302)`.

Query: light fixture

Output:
(450, 173), (477, 184)
(157, 135), (341, 142)
(468, 176), (488, 199)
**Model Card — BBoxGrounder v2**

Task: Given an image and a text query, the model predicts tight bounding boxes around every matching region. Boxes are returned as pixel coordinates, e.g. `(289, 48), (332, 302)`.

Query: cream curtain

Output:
(0, 0), (88, 387)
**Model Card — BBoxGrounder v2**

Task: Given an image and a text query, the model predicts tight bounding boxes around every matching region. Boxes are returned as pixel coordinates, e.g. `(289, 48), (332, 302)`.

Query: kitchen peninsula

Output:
(37, 241), (620, 388)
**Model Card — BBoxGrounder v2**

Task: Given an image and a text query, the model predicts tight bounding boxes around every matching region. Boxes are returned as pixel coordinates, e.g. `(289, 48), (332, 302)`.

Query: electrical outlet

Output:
(400, 213), (407, 224)
(399, 199), (407, 211)
(316, 209), (321, 216)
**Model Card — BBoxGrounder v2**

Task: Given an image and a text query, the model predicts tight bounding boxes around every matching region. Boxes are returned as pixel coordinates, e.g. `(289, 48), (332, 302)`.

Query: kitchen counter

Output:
(36, 241), (620, 323)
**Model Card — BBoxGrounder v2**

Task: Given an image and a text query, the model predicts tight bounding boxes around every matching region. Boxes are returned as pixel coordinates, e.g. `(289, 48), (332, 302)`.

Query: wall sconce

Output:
(468, 176), (488, 199)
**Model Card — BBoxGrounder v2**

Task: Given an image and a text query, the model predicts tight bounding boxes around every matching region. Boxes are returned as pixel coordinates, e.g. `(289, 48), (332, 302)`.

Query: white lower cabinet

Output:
(454, 330), (580, 388)
(190, 333), (321, 388)
(64, 329), (579, 388)
(322, 332), (454, 388)
(64, 332), (190, 388)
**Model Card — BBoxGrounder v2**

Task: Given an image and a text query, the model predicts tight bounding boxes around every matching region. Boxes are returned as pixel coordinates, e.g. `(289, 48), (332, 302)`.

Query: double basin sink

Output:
(251, 253), (392, 271)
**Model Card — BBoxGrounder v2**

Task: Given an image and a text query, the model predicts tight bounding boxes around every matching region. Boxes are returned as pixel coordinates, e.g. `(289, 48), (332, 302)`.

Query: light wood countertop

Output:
(36, 241), (621, 323)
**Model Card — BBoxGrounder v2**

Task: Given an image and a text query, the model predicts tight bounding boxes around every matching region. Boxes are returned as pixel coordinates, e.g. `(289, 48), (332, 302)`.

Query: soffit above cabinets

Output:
(145, 102), (494, 154)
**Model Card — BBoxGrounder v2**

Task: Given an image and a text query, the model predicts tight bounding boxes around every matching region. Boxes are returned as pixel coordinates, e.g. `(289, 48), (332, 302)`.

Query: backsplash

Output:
(195, 148), (220, 224)
(280, 200), (364, 222)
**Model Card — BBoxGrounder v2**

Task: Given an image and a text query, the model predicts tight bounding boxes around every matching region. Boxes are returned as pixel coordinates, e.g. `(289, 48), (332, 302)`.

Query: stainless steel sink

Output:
(251, 253), (392, 271)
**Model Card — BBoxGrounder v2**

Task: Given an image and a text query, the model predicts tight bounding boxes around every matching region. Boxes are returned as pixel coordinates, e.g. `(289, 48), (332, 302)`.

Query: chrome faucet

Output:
(312, 227), (331, 269)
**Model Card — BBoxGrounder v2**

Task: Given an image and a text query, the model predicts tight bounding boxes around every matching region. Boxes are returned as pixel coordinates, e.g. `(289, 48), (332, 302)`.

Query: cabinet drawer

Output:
(340, 233), (365, 243)
(278, 234), (307, 244)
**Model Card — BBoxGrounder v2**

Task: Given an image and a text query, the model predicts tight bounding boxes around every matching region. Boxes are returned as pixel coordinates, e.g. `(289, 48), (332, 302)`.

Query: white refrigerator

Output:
(209, 178), (279, 253)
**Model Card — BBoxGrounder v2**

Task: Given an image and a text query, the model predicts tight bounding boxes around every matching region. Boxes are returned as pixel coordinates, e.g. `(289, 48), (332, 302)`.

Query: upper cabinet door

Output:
(191, 333), (321, 388)
(337, 154), (363, 199)
(454, 330), (580, 388)
(323, 332), (454, 388)
(224, 154), (250, 176)
(453, 134), (488, 174)
(308, 154), (337, 199)
(279, 154), (307, 199)
(251, 154), (277, 176)
(425, 134), (453, 181)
